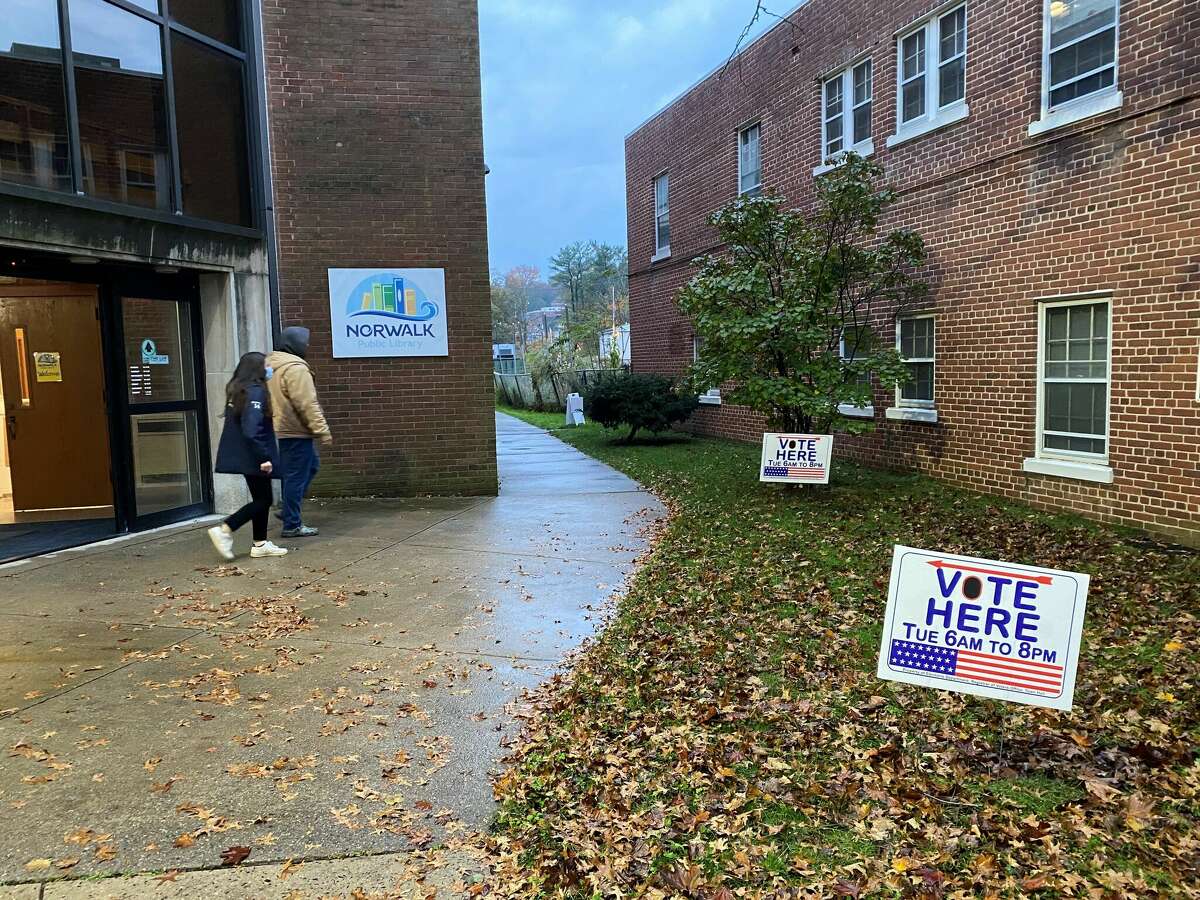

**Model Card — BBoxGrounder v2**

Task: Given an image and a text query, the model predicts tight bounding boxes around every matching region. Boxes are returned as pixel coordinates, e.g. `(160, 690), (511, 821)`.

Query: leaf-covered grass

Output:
(490, 407), (1200, 898)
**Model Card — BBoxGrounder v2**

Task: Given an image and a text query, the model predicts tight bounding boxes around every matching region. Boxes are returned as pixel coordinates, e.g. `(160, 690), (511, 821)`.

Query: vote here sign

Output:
(760, 434), (833, 485)
(877, 546), (1089, 711)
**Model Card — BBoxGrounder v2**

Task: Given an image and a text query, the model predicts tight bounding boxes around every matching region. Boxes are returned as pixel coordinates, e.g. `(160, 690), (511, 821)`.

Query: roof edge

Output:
(624, 0), (814, 142)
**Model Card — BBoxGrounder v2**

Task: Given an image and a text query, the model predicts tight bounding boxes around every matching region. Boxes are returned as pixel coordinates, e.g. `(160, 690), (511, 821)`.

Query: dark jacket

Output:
(215, 384), (281, 478)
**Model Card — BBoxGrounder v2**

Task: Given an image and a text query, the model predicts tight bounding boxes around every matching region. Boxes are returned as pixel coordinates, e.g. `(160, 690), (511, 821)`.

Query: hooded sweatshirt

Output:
(266, 326), (333, 443)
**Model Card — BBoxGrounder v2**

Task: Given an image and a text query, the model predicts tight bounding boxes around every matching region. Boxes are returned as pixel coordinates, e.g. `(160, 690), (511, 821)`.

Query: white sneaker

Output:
(208, 525), (235, 561)
(250, 541), (289, 558)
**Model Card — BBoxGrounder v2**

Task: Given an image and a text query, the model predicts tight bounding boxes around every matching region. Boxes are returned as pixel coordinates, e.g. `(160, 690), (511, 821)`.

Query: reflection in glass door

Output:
(120, 295), (207, 521)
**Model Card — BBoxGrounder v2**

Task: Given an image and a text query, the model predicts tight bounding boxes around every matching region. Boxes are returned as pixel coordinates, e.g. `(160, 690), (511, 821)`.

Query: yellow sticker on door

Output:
(34, 351), (62, 383)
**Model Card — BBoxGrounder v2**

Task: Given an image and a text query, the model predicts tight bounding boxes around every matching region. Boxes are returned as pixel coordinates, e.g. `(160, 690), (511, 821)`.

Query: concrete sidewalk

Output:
(0, 414), (662, 899)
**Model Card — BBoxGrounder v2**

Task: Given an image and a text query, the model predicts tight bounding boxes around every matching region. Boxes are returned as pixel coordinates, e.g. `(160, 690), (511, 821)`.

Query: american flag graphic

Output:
(889, 639), (1064, 695)
(763, 466), (827, 479)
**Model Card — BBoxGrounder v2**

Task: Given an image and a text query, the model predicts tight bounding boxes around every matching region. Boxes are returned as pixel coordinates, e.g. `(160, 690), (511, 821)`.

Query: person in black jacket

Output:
(208, 353), (288, 560)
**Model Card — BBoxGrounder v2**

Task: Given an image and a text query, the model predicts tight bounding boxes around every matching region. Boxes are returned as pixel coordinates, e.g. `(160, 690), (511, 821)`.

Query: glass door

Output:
(114, 284), (211, 527)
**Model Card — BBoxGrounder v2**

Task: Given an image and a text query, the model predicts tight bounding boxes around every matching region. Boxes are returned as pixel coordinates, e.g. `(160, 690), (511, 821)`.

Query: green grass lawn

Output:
(490, 405), (1199, 898)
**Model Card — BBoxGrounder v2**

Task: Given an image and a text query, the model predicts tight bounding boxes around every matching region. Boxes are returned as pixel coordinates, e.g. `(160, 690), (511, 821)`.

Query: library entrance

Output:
(0, 259), (212, 564)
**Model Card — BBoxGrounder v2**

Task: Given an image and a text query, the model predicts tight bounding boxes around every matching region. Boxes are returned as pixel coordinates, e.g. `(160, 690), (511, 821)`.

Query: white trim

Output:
(1028, 90), (1123, 136)
(1023, 457), (1114, 484)
(653, 172), (670, 256)
(1034, 296), (1113, 466)
(624, 0), (816, 139)
(1033, 0), (1120, 131)
(896, 313), (936, 409)
(886, 102), (969, 148)
(888, 3), (969, 147)
(839, 403), (875, 419)
(886, 407), (938, 423)
(1034, 288), (1113, 304)
(738, 122), (762, 196)
(813, 139), (875, 177)
(818, 58), (874, 174)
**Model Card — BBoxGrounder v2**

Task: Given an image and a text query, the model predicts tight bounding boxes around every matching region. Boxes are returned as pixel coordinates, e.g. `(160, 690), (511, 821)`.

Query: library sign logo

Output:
(328, 268), (449, 358)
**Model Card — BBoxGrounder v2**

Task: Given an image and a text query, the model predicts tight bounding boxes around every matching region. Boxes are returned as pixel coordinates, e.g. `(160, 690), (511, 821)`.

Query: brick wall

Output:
(626, 0), (1200, 546)
(261, 0), (497, 498)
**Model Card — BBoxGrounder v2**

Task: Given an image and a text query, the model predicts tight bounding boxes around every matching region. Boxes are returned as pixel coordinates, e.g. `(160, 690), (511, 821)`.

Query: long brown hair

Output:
(225, 352), (271, 417)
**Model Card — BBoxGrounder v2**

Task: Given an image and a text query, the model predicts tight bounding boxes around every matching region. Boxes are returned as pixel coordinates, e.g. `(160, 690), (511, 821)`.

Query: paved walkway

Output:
(0, 414), (662, 899)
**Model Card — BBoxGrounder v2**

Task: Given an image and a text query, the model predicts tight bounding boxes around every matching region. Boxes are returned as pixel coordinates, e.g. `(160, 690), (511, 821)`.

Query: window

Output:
(839, 326), (875, 418)
(889, 5), (969, 147)
(0, 0), (73, 194)
(0, 0), (255, 226)
(693, 336), (721, 404)
(1029, 0), (1121, 135)
(1039, 299), (1109, 458)
(171, 32), (252, 225)
(739, 123), (761, 196)
(653, 172), (670, 258)
(897, 315), (935, 406)
(820, 59), (873, 167)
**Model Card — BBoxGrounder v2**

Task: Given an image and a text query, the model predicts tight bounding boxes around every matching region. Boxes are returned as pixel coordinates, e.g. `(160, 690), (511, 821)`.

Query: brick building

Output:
(0, 0), (492, 563)
(626, 0), (1200, 546)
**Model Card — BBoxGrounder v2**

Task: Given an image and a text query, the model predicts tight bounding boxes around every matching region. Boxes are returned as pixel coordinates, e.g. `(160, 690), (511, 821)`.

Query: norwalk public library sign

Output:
(877, 546), (1089, 711)
(328, 268), (449, 358)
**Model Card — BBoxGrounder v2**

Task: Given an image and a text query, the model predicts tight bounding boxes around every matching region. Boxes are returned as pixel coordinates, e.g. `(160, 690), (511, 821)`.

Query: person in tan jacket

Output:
(266, 326), (332, 537)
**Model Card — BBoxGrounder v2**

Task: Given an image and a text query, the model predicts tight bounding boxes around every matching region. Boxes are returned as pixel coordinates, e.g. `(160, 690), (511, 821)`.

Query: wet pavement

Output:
(0, 414), (663, 898)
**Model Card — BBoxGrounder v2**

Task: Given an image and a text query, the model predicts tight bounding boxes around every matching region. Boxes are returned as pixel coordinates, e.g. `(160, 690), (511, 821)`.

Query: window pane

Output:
(853, 61), (872, 105)
(125, 0), (159, 11)
(171, 33), (252, 225)
(940, 7), (966, 60)
(70, 0), (170, 211)
(902, 31), (925, 80)
(825, 78), (843, 116)
(902, 362), (934, 401)
(903, 78), (926, 122)
(1049, 66), (1115, 107)
(1049, 0), (1116, 50)
(130, 410), (203, 515)
(853, 103), (871, 144)
(939, 58), (965, 106)
(169, 0), (241, 49)
(0, 0), (72, 193)
(122, 297), (195, 405)
(1050, 28), (1116, 87)
(825, 117), (843, 156)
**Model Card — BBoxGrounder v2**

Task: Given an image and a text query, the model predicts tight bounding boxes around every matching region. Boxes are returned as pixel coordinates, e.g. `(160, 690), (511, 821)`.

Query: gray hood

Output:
(278, 326), (310, 359)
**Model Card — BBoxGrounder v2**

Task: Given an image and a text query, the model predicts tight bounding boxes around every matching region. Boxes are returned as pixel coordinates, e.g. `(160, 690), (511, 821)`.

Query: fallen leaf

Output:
(220, 845), (251, 866)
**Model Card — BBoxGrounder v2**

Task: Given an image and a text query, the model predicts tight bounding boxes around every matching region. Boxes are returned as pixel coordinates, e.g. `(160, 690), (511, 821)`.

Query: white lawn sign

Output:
(877, 545), (1089, 711)
(759, 433), (833, 485)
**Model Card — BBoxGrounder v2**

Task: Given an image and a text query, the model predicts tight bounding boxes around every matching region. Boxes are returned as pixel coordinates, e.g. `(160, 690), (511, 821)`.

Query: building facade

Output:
(0, 0), (493, 563)
(626, 0), (1200, 546)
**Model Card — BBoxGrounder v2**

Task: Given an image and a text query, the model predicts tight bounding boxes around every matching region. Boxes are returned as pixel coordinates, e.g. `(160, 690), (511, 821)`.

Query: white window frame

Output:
(1029, 0), (1123, 136)
(887, 313), (938, 423)
(1033, 294), (1112, 462)
(693, 336), (721, 405)
(815, 57), (874, 176)
(652, 171), (670, 261)
(738, 122), (762, 197)
(887, 2), (970, 149)
(837, 330), (875, 419)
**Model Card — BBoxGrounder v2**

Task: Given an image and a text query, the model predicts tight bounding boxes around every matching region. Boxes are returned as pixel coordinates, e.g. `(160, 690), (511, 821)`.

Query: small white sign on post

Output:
(877, 546), (1089, 711)
(565, 393), (585, 427)
(759, 434), (833, 485)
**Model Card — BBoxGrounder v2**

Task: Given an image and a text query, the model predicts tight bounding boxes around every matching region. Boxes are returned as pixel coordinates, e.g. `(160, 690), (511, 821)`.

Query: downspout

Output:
(249, 0), (283, 347)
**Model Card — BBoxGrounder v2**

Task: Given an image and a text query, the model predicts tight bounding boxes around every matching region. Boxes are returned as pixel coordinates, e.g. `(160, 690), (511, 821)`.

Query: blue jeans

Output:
(279, 438), (320, 530)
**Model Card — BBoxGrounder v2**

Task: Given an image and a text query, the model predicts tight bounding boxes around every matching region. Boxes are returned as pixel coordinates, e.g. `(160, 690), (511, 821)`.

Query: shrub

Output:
(585, 373), (698, 443)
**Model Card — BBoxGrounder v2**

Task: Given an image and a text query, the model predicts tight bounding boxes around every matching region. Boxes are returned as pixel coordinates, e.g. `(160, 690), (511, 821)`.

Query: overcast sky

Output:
(479, 0), (774, 279)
